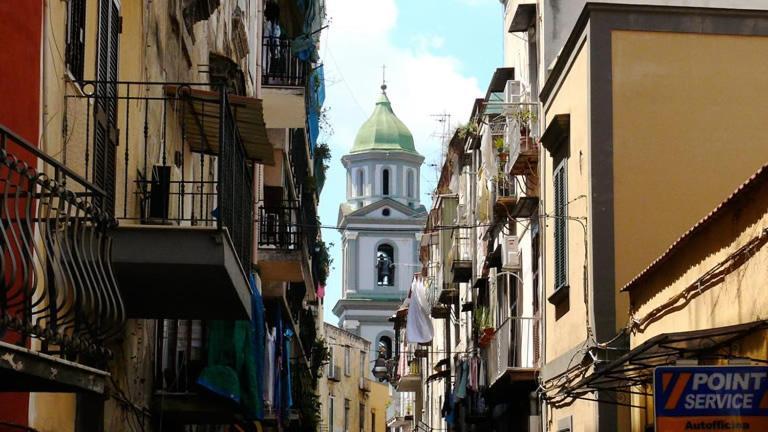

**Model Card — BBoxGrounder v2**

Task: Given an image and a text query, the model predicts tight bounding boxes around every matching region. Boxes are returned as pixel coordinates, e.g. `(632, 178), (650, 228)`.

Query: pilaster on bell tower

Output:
(333, 82), (427, 354)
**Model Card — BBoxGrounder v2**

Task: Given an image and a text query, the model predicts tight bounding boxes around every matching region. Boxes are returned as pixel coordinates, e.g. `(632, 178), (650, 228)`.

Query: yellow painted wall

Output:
(543, 39), (591, 362)
(542, 38), (600, 432)
(34, 0), (266, 430)
(324, 324), (386, 432)
(627, 175), (768, 431)
(612, 30), (768, 290)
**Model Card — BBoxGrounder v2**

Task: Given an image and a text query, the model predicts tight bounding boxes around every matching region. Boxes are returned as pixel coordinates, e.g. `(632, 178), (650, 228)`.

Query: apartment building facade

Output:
(389, 1), (768, 431)
(0, 0), (328, 430)
(322, 323), (388, 432)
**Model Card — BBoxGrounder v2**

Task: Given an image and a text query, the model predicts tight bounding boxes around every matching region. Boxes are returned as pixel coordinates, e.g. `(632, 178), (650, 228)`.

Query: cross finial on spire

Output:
(381, 64), (387, 93)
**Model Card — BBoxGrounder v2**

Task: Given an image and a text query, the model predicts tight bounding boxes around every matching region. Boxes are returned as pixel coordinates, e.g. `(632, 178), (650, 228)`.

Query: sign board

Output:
(654, 365), (768, 431)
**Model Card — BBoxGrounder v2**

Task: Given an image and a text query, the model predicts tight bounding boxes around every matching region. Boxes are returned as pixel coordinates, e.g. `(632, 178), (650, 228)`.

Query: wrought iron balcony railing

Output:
(64, 81), (254, 272)
(258, 201), (301, 250)
(486, 316), (541, 386)
(262, 35), (308, 87)
(0, 125), (125, 358)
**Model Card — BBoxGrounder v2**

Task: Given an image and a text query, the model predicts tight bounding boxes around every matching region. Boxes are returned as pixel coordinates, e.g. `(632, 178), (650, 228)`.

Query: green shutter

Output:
(554, 164), (567, 290)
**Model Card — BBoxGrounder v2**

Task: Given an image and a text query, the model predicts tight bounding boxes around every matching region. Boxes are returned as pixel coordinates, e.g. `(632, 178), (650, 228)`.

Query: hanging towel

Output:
(251, 275), (266, 419)
(468, 356), (479, 391)
(283, 328), (294, 411)
(197, 273), (262, 419)
(263, 326), (276, 409)
(406, 278), (433, 343)
(455, 361), (469, 400)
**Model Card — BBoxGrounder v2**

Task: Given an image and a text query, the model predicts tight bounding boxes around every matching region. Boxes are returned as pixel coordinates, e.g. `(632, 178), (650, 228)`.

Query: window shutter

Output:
(93, 0), (120, 214)
(554, 165), (567, 290)
(65, 0), (87, 81)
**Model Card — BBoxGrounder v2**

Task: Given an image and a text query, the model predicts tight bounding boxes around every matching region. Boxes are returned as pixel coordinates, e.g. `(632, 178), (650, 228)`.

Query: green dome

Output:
(351, 90), (418, 154)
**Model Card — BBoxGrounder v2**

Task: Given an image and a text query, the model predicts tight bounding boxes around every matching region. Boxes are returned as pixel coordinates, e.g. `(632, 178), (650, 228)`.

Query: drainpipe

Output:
(41, 0), (49, 155)
(538, 100), (547, 432)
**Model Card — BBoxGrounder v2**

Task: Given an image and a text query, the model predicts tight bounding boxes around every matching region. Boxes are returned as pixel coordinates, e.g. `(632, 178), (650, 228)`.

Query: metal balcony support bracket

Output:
(0, 340), (108, 394)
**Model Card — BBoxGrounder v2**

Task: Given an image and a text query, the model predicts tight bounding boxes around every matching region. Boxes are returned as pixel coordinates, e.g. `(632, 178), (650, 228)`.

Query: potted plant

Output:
(474, 306), (495, 347)
(513, 108), (538, 139)
(457, 123), (479, 141)
(494, 137), (508, 162)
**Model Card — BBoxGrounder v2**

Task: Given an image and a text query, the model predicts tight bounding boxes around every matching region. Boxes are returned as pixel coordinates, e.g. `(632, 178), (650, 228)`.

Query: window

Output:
(328, 345), (335, 376)
(329, 396), (334, 432)
(344, 399), (350, 432)
(554, 161), (568, 290)
(65, 0), (87, 82)
(93, 0), (121, 214)
(382, 169), (390, 196)
(382, 208), (390, 217)
(406, 170), (414, 198)
(372, 411), (376, 432)
(376, 244), (395, 286)
(378, 336), (392, 359)
(359, 403), (365, 432)
(344, 346), (351, 376)
(357, 170), (364, 197)
(359, 351), (366, 379)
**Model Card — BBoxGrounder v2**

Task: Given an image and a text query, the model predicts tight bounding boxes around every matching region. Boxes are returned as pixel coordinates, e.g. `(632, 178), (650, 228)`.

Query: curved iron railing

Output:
(0, 125), (125, 359)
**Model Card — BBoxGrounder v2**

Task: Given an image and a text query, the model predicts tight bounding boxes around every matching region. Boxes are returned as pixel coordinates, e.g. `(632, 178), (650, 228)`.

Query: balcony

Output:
(486, 317), (541, 387)
(328, 364), (341, 382)
(504, 102), (540, 177)
(359, 376), (372, 392)
(395, 359), (422, 393)
(0, 125), (123, 394)
(63, 82), (264, 320)
(258, 202), (308, 286)
(448, 227), (472, 283)
(494, 174), (538, 219)
(261, 34), (309, 129)
(438, 283), (459, 305)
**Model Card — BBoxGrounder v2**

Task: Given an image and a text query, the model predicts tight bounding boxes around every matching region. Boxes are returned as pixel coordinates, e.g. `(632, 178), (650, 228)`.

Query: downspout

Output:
(41, 0), (49, 155)
(538, 101), (547, 432)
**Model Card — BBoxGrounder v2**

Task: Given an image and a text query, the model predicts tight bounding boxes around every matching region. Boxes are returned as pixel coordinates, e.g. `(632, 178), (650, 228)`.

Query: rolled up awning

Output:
(549, 320), (768, 406)
(164, 85), (274, 164)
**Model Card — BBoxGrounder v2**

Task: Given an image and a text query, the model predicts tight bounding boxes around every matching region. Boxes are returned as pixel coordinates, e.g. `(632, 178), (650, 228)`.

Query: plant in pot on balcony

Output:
(474, 306), (495, 347)
(494, 137), (508, 163)
(457, 122), (478, 141)
(513, 108), (538, 140)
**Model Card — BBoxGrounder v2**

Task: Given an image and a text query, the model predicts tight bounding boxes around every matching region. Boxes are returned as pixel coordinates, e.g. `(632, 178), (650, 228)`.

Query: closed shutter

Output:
(93, 0), (120, 214)
(554, 164), (567, 290)
(65, 0), (86, 81)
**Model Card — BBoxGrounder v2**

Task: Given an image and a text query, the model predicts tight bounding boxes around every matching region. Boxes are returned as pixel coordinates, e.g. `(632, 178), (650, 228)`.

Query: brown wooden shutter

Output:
(93, 0), (120, 214)
(65, 0), (87, 81)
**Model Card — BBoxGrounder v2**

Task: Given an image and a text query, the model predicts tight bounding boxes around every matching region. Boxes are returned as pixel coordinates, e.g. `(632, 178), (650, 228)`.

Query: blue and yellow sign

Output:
(654, 366), (768, 431)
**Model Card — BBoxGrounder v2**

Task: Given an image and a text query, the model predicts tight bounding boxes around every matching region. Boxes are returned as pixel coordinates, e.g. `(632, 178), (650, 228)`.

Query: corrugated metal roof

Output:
(163, 85), (273, 164)
(622, 163), (768, 292)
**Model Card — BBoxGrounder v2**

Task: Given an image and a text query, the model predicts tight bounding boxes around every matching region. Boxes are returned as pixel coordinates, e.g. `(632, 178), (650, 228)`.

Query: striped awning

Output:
(164, 85), (274, 165)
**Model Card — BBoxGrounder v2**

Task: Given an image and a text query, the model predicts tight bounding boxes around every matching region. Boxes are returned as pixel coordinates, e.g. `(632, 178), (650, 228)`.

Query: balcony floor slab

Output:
(111, 225), (251, 320)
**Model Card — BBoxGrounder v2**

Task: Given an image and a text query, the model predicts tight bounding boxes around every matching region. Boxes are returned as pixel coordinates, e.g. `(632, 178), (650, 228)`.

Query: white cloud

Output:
(321, 0), (481, 162)
(319, 0), (484, 322)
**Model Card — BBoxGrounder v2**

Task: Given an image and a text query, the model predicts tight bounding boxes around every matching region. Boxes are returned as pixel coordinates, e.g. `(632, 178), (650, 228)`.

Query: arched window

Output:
(382, 169), (390, 196)
(356, 170), (364, 197)
(376, 244), (395, 286)
(378, 336), (393, 359)
(406, 170), (414, 198)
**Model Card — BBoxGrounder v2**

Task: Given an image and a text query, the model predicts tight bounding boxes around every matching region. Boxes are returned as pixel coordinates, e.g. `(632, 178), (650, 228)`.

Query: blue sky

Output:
(318, 0), (503, 323)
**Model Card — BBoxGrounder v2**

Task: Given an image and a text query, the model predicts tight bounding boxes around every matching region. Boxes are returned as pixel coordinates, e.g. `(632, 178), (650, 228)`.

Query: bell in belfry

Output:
(377, 252), (394, 285)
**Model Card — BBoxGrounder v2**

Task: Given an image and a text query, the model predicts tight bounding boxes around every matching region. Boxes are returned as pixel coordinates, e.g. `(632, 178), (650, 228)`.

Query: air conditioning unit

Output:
(502, 236), (521, 270)
(504, 80), (523, 104)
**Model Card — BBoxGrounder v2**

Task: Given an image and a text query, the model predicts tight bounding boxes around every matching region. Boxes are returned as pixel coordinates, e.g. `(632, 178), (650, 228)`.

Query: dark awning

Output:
(508, 3), (536, 32)
(557, 321), (768, 403)
(427, 369), (451, 384)
(164, 85), (274, 164)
